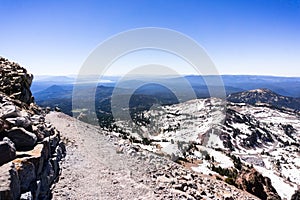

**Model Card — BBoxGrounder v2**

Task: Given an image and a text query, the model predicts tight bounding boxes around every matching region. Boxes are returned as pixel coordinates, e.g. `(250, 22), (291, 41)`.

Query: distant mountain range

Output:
(33, 75), (300, 128)
(31, 75), (117, 93)
(32, 75), (300, 98)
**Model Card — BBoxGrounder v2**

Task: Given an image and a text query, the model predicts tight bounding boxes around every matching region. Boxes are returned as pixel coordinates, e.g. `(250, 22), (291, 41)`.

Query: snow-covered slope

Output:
(114, 97), (300, 199)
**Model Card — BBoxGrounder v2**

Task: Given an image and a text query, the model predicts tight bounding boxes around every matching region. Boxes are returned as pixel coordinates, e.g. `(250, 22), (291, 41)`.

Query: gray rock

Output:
(15, 143), (48, 177)
(0, 58), (34, 104)
(51, 157), (60, 180)
(0, 138), (16, 166)
(20, 87), (32, 104)
(0, 104), (21, 119)
(55, 142), (66, 161)
(39, 161), (53, 199)
(3, 137), (15, 146)
(25, 73), (33, 87)
(6, 116), (32, 128)
(7, 127), (37, 150)
(30, 115), (42, 122)
(15, 160), (36, 192)
(49, 129), (60, 151)
(45, 107), (51, 114)
(0, 162), (20, 200)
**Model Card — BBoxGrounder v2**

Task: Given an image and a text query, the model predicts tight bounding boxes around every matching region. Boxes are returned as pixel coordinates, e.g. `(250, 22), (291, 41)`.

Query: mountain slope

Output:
(113, 97), (300, 199)
(227, 88), (300, 111)
(34, 84), (73, 100)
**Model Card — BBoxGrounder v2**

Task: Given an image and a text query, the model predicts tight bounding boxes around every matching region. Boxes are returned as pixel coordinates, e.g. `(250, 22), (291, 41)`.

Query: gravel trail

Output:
(46, 112), (156, 200)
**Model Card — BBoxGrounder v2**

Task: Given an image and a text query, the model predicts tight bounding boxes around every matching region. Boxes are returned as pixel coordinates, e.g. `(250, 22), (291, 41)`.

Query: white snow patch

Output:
(191, 160), (217, 175)
(206, 130), (224, 149)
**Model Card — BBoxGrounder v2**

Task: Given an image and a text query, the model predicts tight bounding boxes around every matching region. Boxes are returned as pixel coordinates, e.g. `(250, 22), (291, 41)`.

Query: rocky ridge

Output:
(0, 57), (33, 104)
(0, 57), (65, 199)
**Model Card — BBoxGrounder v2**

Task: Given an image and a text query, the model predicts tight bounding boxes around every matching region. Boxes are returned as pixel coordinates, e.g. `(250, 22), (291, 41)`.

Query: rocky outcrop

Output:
(0, 57), (34, 104)
(7, 127), (37, 150)
(235, 168), (281, 200)
(0, 57), (65, 199)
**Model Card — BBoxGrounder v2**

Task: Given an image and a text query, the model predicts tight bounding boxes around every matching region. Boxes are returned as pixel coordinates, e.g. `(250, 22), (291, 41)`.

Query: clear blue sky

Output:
(0, 0), (299, 76)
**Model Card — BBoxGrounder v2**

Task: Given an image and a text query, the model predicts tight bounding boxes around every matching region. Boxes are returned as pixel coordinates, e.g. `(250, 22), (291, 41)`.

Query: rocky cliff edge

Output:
(0, 57), (65, 200)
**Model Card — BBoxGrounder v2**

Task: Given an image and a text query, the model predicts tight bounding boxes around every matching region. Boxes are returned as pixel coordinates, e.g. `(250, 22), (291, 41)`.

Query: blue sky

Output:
(0, 0), (299, 76)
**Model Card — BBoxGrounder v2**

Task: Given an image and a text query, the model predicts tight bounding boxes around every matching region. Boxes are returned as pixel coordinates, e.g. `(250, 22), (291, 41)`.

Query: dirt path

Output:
(46, 112), (156, 200)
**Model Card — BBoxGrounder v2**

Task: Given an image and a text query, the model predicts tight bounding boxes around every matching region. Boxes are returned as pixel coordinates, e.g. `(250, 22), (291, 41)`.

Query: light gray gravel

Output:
(47, 112), (157, 200)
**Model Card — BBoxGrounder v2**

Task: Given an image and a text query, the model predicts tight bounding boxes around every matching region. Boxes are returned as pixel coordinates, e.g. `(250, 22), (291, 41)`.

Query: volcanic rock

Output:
(0, 137), (16, 166)
(7, 127), (37, 150)
(0, 162), (20, 200)
(235, 168), (280, 200)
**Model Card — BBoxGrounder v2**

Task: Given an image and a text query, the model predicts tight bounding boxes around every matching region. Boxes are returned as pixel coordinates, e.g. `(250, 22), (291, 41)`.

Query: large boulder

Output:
(0, 162), (20, 200)
(15, 143), (49, 177)
(13, 160), (36, 192)
(6, 116), (32, 128)
(0, 137), (16, 166)
(0, 104), (21, 119)
(235, 168), (280, 200)
(7, 127), (37, 150)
